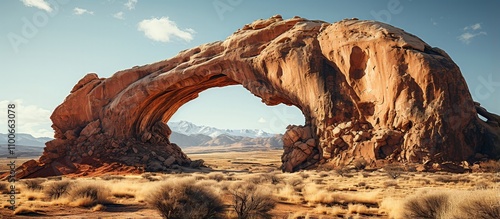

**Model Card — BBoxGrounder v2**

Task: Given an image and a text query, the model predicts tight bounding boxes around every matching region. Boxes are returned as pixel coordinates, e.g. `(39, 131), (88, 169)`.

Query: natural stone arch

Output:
(16, 16), (500, 178)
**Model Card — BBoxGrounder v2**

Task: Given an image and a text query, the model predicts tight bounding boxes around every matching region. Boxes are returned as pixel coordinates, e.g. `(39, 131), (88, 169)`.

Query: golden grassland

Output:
(0, 150), (499, 219)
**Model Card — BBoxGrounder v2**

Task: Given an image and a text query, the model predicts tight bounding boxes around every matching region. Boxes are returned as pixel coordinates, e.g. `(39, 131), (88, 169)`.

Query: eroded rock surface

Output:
(16, 16), (500, 178)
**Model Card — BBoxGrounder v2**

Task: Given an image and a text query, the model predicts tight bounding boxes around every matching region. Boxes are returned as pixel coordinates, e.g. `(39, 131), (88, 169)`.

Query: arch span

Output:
(17, 16), (500, 178)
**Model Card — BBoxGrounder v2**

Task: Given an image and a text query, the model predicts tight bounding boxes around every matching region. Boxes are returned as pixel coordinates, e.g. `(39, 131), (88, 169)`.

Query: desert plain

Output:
(1, 150), (499, 219)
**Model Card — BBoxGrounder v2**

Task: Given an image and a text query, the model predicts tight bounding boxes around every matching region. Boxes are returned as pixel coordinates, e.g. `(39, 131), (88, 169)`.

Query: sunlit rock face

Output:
(17, 15), (500, 178)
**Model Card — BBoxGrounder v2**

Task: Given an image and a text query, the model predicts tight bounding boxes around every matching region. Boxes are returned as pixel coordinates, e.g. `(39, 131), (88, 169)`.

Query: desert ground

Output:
(1, 150), (499, 219)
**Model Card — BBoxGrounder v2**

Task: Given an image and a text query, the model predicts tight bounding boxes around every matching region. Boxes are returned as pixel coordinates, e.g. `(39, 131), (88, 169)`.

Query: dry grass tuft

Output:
(254, 172), (282, 185)
(450, 190), (500, 219)
(276, 184), (302, 203)
(109, 181), (141, 199)
(347, 204), (378, 215)
(0, 181), (9, 194)
(401, 191), (450, 218)
(433, 175), (470, 184)
(141, 173), (159, 181)
(44, 180), (72, 200)
(384, 164), (404, 179)
(67, 183), (111, 207)
(480, 160), (500, 172)
(13, 205), (45, 216)
(92, 204), (106, 212)
(147, 178), (224, 219)
(229, 182), (276, 219)
(385, 189), (500, 219)
(383, 180), (398, 188)
(101, 175), (125, 181)
(23, 179), (45, 191)
(353, 158), (368, 170)
(207, 172), (226, 182)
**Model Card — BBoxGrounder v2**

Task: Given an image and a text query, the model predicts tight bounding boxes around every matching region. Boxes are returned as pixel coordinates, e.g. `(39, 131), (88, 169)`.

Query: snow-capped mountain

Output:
(0, 133), (52, 157)
(168, 121), (276, 138)
(0, 133), (52, 147)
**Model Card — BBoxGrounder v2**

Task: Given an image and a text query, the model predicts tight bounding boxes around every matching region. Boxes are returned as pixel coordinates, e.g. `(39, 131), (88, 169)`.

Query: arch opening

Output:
(131, 74), (316, 172)
(168, 84), (306, 170)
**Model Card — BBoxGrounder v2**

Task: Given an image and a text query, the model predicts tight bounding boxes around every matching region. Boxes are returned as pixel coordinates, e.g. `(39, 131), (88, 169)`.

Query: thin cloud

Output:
(464, 23), (481, 31)
(459, 23), (486, 44)
(73, 7), (94, 15)
(258, 117), (267, 123)
(0, 100), (53, 138)
(137, 17), (195, 43)
(431, 18), (438, 26)
(458, 32), (487, 44)
(113, 11), (125, 20)
(125, 0), (138, 10)
(20, 0), (52, 12)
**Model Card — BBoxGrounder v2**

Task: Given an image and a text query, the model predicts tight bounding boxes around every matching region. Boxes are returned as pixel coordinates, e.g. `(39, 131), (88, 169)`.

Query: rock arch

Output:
(17, 16), (500, 178)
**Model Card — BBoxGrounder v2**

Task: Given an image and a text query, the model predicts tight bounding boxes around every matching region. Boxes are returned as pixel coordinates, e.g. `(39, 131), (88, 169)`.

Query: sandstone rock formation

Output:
(16, 15), (500, 177)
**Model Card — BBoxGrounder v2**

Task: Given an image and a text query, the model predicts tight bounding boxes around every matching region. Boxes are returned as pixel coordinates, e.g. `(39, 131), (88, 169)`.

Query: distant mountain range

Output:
(168, 121), (276, 138)
(168, 121), (282, 149)
(0, 133), (51, 147)
(0, 122), (283, 157)
(0, 133), (52, 157)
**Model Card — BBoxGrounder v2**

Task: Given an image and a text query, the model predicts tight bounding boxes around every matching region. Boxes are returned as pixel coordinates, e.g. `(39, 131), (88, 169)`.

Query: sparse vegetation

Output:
(147, 179), (224, 219)
(207, 172), (226, 182)
(0, 181), (8, 194)
(454, 194), (500, 219)
(13, 206), (44, 216)
(353, 158), (368, 170)
(45, 180), (72, 200)
(402, 192), (450, 219)
(141, 173), (159, 181)
(23, 179), (45, 191)
(101, 175), (125, 181)
(480, 159), (500, 172)
(1, 151), (500, 218)
(67, 183), (111, 207)
(384, 164), (404, 179)
(393, 189), (500, 219)
(230, 182), (276, 219)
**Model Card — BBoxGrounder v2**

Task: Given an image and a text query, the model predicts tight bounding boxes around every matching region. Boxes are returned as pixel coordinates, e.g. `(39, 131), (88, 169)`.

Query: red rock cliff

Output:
(16, 16), (500, 177)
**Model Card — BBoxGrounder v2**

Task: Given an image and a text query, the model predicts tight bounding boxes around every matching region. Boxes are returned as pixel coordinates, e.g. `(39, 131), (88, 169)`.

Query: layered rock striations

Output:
(17, 16), (500, 177)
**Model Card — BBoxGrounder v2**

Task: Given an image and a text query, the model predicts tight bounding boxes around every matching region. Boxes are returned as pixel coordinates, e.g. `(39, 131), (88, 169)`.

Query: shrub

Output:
(285, 176), (304, 192)
(142, 173), (158, 181)
(353, 158), (368, 170)
(45, 180), (72, 200)
(147, 180), (224, 219)
(13, 206), (44, 216)
(230, 183), (276, 219)
(397, 190), (500, 219)
(23, 179), (44, 191)
(299, 172), (310, 179)
(207, 172), (225, 182)
(251, 173), (282, 185)
(384, 164), (404, 179)
(480, 160), (500, 172)
(67, 183), (111, 207)
(319, 171), (329, 178)
(452, 192), (500, 219)
(0, 182), (8, 194)
(401, 192), (450, 219)
(434, 175), (470, 184)
(101, 175), (125, 181)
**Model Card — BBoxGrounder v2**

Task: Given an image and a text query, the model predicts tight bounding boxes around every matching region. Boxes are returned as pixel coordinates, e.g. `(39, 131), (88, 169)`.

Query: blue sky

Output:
(0, 0), (499, 137)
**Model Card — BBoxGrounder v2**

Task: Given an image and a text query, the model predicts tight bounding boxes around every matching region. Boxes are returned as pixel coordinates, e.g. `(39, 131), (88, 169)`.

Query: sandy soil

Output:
(0, 151), (499, 219)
